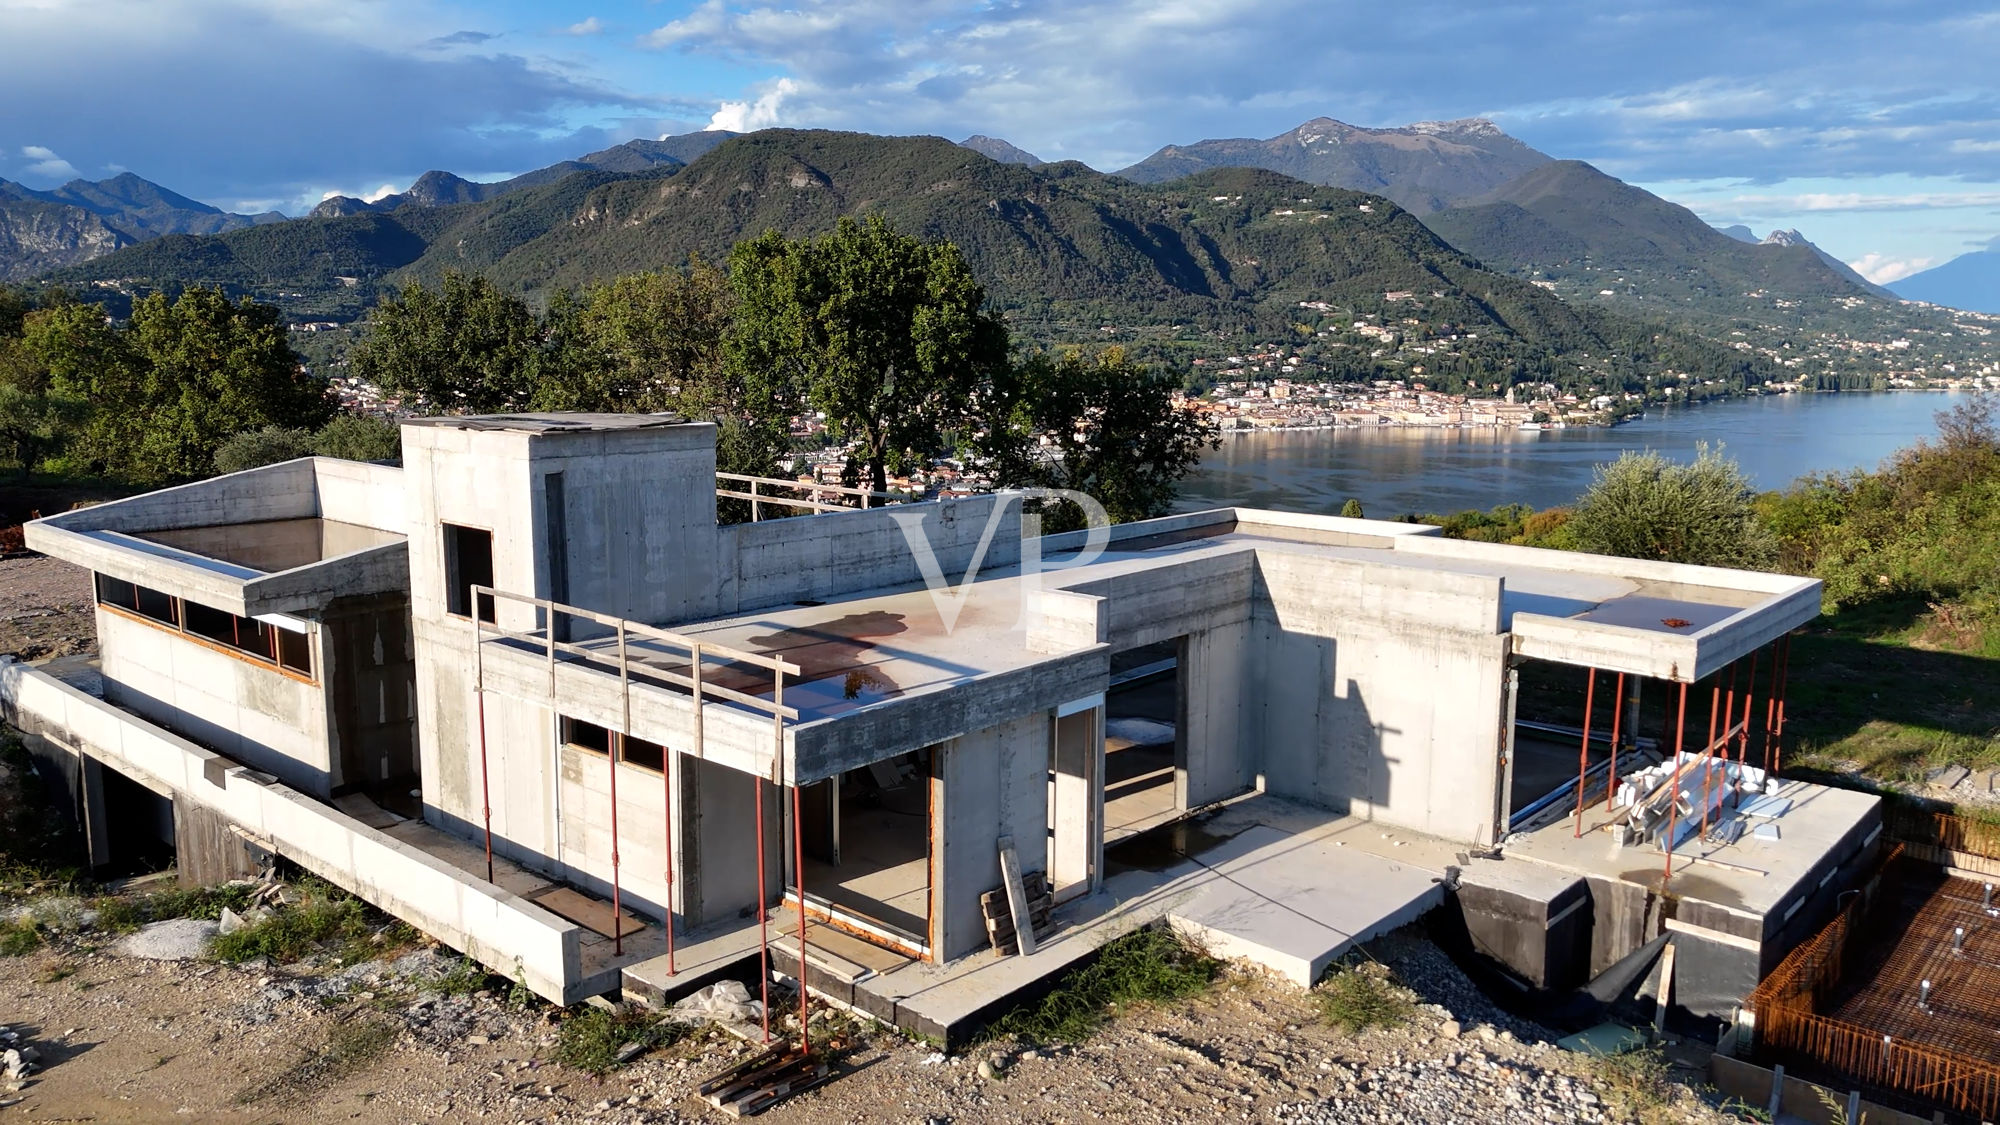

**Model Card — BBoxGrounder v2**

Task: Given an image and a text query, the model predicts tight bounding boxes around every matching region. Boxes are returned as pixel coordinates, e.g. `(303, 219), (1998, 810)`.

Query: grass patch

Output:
(1, 917), (43, 956)
(986, 926), (1221, 1046)
(1784, 597), (2000, 793)
(209, 880), (371, 964)
(435, 955), (493, 997)
(1316, 960), (1414, 1034)
(235, 1012), (399, 1104)
(1587, 1046), (1680, 1125)
(554, 1006), (694, 1074)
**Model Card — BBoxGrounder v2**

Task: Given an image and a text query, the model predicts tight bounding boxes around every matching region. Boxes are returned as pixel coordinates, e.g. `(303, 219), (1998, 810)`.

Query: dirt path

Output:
(0, 556), (95, 662)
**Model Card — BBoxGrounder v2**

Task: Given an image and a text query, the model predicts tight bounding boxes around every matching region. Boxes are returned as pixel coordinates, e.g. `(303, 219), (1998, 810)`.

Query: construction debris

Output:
(698, 1043), (834, 1117)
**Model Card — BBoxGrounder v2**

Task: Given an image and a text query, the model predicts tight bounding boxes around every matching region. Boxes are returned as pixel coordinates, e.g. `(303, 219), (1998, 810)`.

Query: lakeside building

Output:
(3, 413), (1877, 1044)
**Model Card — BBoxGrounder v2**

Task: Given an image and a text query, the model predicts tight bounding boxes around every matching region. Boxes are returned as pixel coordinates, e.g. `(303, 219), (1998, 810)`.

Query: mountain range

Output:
(1118, 118), (1552, 215)
(0, 172), (284, 280)
(308, 132), (738, 217)
(34, 128), (1784, 395)
(1892, 243), (2000, 314)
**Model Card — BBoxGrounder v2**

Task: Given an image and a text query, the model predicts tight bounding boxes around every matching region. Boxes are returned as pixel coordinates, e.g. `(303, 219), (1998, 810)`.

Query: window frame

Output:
(93, 573), (315, 682)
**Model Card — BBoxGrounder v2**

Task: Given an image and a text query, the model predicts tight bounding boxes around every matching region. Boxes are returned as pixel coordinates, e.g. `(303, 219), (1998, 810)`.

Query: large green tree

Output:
(34, 287), (329, 483)
(351, 272), (540, 414)
(727, 216), (1009, 493)
(984, 347), (1219, 526)
(1568, 445), (1776, 569)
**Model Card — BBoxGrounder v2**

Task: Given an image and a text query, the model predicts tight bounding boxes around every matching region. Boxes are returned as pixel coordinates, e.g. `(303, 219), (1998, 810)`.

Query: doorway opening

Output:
(788, 747), (932, 954)
(1103, 639), (1183, 844)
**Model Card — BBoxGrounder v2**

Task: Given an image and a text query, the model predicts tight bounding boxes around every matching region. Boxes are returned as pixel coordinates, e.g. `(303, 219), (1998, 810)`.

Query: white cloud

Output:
(21, 144), (79, 179)
(562, 17), (603, 37)
(1712, 190), (2000, 216)
(708, 77), (796, 132)
(1848, 253), (1935, 284)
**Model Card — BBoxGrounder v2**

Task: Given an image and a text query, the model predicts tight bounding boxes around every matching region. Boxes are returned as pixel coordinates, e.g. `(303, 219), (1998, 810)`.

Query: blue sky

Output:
(3, 0), (1997, 281)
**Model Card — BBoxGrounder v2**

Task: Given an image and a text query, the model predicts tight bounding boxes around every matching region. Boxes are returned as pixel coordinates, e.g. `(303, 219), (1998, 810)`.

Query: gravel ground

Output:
(0, 920), (1744, 1125)
(0, 555), (95, 661)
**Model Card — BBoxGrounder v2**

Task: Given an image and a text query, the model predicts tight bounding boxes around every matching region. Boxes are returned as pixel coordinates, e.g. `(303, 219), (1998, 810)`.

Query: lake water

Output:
(1175, 391), (1970, 518)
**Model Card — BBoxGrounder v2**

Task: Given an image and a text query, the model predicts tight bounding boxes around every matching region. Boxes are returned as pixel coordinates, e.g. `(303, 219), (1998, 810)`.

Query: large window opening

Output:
(94, 573), (313, 678)
(560, 717), (666, 774)
(1103, 639), (1183, 844)
(442, 523), (495, 623)
(788, 747), (933, 949)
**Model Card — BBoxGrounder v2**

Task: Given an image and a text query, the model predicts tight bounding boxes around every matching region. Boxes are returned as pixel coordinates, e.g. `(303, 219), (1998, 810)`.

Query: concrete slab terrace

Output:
(801, 796), (1462, 1046)
(515, 507), (1819, 791)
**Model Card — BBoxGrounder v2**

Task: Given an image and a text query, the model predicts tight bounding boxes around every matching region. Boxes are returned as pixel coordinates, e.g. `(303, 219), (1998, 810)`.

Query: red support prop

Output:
(1702, 675), (1721, 838)
(1604, 673), (1625, 810)
(1662, 682), (1689, 888)
(756, 774), (770, 1044)
(1738, 648), (1761, 789)
(1773, 634), (1792, 775)
(1574, 668), (1597, 837)
(663, 751), (676, 976)
(792, 782), (810, 1055)
(608, 735), (623, 958)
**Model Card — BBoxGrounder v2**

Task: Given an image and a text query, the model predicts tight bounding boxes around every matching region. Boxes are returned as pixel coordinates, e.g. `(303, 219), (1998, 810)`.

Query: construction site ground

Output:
(0, 918), (1753, 1125)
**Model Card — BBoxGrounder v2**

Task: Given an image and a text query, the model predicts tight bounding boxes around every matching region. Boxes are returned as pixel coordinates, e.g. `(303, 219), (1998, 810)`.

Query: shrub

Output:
(310, 413), (401, 463)
(213, 426), (315, 474)
(1568, 445), (1776, 569)
(209, 882), (369, 963)
(1317, 960), (1414, 1033)
(555, 1006), (692, 1073)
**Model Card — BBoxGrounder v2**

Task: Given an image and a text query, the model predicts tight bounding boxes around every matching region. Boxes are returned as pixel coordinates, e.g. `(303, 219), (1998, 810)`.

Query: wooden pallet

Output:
(981, 868), (1052, 955)
(697, 1044), (834, 1117)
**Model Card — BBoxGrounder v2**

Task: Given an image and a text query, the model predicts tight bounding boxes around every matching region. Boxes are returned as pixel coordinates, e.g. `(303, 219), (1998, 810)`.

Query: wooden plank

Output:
(1653, 941), (1678, 1033)
(997, 836), (1037, 956)
(526, 885), (647, 939)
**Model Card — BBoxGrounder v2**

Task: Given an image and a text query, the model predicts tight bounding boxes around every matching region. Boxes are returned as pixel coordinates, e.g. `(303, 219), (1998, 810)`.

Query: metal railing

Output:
(715, 471), (909, 521)
(1888, 806), (2000, 861)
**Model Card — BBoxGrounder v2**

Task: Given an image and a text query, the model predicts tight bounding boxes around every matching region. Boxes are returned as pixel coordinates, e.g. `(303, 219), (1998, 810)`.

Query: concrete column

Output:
(1050, 706), (1100, 899)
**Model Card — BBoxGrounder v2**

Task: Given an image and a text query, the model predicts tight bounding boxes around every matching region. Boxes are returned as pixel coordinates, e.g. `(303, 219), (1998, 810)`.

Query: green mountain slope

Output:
(43, 130), (1772, 391)
(1117, 117), (1552, 214)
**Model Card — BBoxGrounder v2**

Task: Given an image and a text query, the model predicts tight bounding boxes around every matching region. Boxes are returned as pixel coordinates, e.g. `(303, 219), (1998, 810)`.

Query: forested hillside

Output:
(46, 130), (1769, 394)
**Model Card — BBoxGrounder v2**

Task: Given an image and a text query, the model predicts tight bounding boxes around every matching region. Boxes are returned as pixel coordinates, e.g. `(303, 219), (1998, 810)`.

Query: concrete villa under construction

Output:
(1, 413), (1886, 1047)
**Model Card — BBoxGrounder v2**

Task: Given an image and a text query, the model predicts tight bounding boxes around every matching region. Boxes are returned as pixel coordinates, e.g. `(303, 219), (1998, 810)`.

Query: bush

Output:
(209, 882), (370, 963)
(987, 926), (1220, 1045)
(1568, 445), (1776, 568)
(310, 413), (400, 463)
(1317, 960), (1414, 1033)
(213, 426), (314, 474)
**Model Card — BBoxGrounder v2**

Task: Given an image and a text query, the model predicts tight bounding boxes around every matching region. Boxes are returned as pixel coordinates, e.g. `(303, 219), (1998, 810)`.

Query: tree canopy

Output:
(351, 272), (539, 414)
(727, 215), (1010, 493)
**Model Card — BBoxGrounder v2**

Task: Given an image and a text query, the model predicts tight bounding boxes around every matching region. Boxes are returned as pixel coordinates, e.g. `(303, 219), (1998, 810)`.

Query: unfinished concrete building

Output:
(2, 413), (1881, 1044)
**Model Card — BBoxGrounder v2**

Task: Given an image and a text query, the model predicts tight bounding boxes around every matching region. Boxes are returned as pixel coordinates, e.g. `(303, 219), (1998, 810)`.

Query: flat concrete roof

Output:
(137, 517), (404, 575)
(638, 509), (1820, 726)
(401, 412), (690, 433)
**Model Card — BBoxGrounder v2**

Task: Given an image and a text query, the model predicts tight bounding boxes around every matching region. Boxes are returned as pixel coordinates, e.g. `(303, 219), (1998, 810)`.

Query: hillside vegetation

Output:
(45, 131), (1770, 395)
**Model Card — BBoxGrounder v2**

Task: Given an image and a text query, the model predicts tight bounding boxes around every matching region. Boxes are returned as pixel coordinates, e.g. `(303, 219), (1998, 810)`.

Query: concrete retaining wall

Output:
(0, 658), (590, 1004)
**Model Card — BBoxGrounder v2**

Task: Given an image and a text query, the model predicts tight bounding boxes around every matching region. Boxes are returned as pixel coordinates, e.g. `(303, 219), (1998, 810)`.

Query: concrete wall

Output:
(935, 712), (1050, 960)
(682, 754), (784, 929)
(1250, 548), (1511, 845)
(714, 493), (1022, 618)
(1, 659), (590, 1004)
(97, 606), (337, 798)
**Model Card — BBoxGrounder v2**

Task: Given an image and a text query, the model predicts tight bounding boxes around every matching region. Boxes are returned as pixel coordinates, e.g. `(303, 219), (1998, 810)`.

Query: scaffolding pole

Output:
(756, 773), (771, 1044)
(792, 781), (810, 1055)
(1574, 668), (1597, 837)
(1737, 647), (1761, 801)
(1603, 673), (1625, 811)
(1662, 682), (1689, 888)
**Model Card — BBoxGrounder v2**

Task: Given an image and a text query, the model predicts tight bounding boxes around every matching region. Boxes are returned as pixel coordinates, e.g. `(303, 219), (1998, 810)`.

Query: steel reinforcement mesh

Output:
(1827, 864), (2000, 1060)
